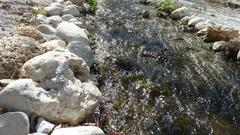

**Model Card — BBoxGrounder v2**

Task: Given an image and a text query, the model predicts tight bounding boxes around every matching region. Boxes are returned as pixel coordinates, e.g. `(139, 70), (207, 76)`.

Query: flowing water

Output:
(86, 0), (240, 134)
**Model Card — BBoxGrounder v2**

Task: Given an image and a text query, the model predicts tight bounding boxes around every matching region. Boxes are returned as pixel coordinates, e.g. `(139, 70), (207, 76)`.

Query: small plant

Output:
(191, 3), (199, 9)
(32, 9), (47, 15)
(155, 0), (182, 13)
(179, 19), (188, 25)
(86, 0), (97, 13)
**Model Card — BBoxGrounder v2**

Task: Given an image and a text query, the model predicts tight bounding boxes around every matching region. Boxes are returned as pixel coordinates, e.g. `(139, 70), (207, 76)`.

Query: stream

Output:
(86, 0), (240, 134)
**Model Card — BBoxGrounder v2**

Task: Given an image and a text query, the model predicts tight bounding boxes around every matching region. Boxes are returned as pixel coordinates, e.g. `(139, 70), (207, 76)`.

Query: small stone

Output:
(37, 24), (56, 35)
(188, 17), (205, 27)
(36, 117), (55, 134)
(170, 7), (191, 20)
(44, 5), (63, 16)
(39, 39), (66, 51)
(212, 41), (226, 52)
(51, 126), (105, 135)
(46, 15), (63, 28)
(31, 14), (48, 25)
(65, 1), (73, 6)
(0, 112), (30, 135)
(62, 14), (75, 21)
(195, 20), (214, 30)
(63, 5), (80, 17)
(29, 133), (47, 135)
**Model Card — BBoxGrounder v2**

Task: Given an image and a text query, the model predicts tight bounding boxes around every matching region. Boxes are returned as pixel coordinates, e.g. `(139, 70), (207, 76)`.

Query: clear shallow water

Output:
(87, 0), (240, 134)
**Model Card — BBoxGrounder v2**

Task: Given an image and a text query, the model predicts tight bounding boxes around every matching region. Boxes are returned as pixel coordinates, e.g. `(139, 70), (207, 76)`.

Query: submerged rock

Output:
(56, 22), (89, 43)
(0, 112), (30, 135)
(51, 126), (105, 135)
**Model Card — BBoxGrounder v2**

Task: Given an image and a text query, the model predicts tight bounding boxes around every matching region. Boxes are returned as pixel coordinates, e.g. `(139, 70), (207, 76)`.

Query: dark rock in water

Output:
(139, 0), (151, 5)
(142, 10), (150, 19)
(115, 57), (141, 71)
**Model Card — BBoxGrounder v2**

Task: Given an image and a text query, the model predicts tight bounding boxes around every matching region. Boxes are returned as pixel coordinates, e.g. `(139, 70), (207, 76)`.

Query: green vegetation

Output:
(191, 3), (199, 9)
(32, 9), (47, 15)
(86, 0), (97, 13)
(179, 19), (188, 25)
(155, 0), (182, 13)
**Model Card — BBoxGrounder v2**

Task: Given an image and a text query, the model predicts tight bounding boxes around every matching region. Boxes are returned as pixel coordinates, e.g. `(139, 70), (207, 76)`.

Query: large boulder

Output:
(67, 41), (94, 67)
(56, 22), (89, 43)
(21, 48), (90, 82)
(51, 126), (105, 135)
(0, 112), (30, 135)
(204, 25), (239, 43)
(0, 76), (101, 125)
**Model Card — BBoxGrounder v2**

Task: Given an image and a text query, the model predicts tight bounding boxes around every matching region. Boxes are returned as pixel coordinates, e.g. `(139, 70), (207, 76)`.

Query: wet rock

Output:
(204, 25), (239, 43)
(18, 26), (44, 41)
(212, 41), (226, 52)
(63, 5), (80, 17)
(37, 24), (56, 35)
(46, 15), (63, 28)
(170, 7), (191, 20)
(225, 38), (240, 57)
(62, 14), (75, 21)
(142, 10), (150, 18)
(0, 112), (30, 135)
(76, 5), (87, 14)
(56, 22), (89, 43)
(188, 17), (205, 27)
(51, 126), (105, 135)
(67, 41), (94, 67)
(0, 78), (101, 125)
(21, 48), (90, 82)
(139, 0), (151, 5)
(36, 117), (55, 134)
(44, 5), (63, 16)
(39, 39), (66, 51)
